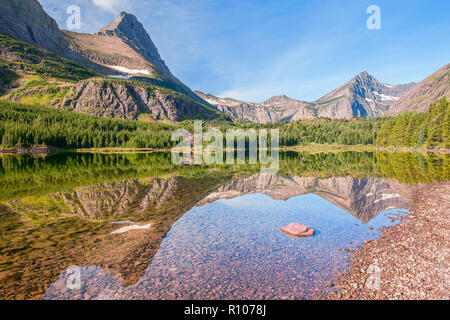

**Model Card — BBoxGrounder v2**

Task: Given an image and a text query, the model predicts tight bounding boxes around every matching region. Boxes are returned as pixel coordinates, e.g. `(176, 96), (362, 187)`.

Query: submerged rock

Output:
(281, 223), (315, 238)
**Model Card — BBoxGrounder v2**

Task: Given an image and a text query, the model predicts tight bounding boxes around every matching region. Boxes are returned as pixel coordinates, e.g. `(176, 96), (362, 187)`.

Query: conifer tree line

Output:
(0, 98), (448, 150)
(0, 101), (175, 149)
(277, 117), (385, 146)
(376, 98), (449, 149)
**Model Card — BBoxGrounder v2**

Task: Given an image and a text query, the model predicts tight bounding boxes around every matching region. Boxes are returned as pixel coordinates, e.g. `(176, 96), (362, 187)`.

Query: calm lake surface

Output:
(0, 151), (448, 300)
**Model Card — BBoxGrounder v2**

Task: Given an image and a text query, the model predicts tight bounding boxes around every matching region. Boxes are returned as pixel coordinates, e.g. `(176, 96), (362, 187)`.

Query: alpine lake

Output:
(0, 150), (447, 300)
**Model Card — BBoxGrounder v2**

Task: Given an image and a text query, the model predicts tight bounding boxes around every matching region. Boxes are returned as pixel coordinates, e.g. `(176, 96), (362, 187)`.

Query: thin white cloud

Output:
(92, 0), (130, 13)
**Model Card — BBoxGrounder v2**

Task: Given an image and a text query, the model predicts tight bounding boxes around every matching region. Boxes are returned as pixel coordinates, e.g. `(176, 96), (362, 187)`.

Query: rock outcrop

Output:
(385, 63), (450, 115)
(0, 0), (65, 54)
(58, 79), (215, 121)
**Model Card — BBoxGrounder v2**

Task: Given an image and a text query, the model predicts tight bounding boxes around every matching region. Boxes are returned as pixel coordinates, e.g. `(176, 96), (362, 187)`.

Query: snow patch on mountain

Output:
(205, 99), (219, 105)
(373, 91), (400, 101)
(108, 65), (151, 75)
(108, 74), (132, 79)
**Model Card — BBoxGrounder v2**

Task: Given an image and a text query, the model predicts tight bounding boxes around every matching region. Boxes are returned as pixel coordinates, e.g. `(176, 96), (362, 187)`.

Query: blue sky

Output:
(39, 0), (450, 102)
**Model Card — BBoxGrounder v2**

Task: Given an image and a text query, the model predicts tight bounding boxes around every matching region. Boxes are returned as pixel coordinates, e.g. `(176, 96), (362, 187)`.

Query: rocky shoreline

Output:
(379, 147), (450, 154)
(327, 182), (449, 300)
(0, 145), (58, 155)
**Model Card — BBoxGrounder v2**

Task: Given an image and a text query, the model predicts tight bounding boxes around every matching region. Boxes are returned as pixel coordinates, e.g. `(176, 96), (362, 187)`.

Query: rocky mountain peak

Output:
(356, 71), (369, 78)
(98, 12), (139, 34)
(97, 11), (164, 66)
(353, 71), (382, 88)
(263, 95), (294, 105)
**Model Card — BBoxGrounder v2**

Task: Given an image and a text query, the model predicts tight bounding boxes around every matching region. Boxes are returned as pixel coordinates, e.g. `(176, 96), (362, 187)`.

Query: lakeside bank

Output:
(327, 182), (450, 300)
(3, 144), (450, 155)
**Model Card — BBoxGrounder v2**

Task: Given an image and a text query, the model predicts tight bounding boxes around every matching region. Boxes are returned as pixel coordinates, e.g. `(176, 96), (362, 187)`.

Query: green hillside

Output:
(0, 33), (223, 122)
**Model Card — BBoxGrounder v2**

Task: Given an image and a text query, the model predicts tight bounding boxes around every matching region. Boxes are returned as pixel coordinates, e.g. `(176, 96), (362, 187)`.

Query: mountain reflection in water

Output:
(0, 151), (447, 300)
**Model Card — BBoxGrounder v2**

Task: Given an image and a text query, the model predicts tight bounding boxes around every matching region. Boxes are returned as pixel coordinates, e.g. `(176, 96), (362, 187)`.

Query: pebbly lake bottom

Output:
(42, 193), (408, 300)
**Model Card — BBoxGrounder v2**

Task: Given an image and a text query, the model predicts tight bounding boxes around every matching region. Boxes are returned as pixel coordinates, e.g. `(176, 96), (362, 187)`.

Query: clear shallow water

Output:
(43, 193), (407, 300)
(0, 151), (446, 300)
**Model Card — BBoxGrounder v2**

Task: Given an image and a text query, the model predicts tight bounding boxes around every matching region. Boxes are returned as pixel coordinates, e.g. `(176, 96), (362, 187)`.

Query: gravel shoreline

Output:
(327, 181), (450, 300)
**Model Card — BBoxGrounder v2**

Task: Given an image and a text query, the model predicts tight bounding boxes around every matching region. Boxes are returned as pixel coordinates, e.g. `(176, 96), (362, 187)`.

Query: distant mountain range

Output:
(195, 92), (316, 123)
(198, 72), (416, 123)
(0, 0), (448, 123)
